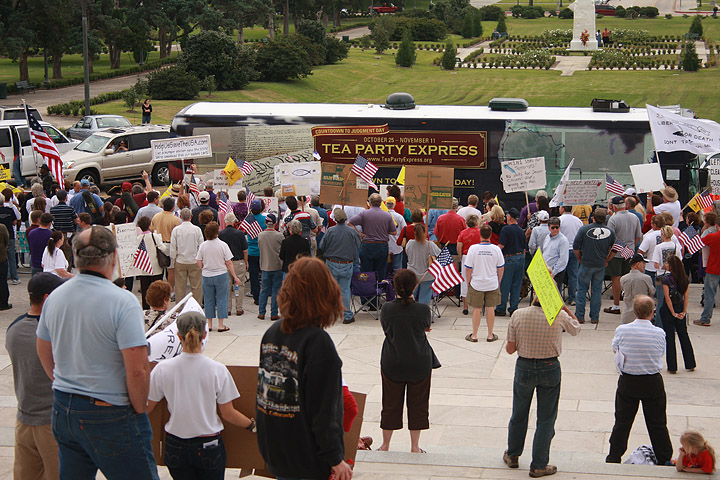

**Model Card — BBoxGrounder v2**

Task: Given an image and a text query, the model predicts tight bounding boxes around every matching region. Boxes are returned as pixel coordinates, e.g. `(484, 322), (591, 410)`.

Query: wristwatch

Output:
(247, 418), (257, 433)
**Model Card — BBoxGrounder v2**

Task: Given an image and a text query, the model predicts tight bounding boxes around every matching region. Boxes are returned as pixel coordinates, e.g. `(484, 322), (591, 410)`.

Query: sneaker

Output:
(603, 307), (620, 315)
(343, 317), (355, 324)
(245, 292), (253, 297)
(495, 310), (506, 317)
(567, 299), (575, 306)
(693, 319), (711, 326)
(503, 451), (519, 468)
(529, 465), (557, 477)
(11, 279), (20, 285)
(590, 319), (599, 324)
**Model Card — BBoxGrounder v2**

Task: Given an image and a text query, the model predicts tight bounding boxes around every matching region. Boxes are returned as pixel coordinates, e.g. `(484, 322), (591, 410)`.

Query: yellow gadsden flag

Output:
(223, 157), (242, 186)
(687, 193), (702, 213)
(396, 166), (406, 186)
(526, 250), (564, 326)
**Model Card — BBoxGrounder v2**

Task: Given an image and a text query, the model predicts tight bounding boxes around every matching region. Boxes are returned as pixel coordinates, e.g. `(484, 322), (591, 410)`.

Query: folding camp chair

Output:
(351, 271), (390, 320)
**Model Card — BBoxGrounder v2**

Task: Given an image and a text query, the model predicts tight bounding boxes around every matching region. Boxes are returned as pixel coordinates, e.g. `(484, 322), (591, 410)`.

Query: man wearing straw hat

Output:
(648, 186), (681, 228)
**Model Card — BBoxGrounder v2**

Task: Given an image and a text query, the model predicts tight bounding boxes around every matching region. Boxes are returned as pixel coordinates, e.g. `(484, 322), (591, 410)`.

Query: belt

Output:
(504, 252), (524, 258)
(70, 393), (115, 407)
(519, 356), (558, 362)
(327, 258), (353, 264)
(362, 240), (385, 244)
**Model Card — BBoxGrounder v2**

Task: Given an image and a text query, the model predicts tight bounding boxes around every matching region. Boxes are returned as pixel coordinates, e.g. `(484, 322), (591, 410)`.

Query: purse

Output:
(150, 233), (171, 269)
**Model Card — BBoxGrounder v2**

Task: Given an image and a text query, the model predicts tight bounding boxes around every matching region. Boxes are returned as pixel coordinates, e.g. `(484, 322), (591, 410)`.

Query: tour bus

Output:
(171, 94), (701, 206)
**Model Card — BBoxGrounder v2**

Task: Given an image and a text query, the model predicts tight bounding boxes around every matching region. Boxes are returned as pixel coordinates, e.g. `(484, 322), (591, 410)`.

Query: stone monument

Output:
(568, 0), (598, 51)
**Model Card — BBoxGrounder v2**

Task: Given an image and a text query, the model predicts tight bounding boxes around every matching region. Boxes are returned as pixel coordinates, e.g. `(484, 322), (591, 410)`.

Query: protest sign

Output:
(151, 135), (212, 162)
(147, 296), (207, 363)
(646, 104), (720, 155)
(500, 157), (546, 193)
(0, 167), (11, 181)
(403, 166), (454, 210)
(274, 161), (321, 197)
(709, 156), (720, 195)
(526, 250), (564, 326)
(258, 196), (279, 218)
(320, 162), (368, 207)
(553, 179), (603, 206)
(379, 184), (404, 201)
(630, 163), (664, 194)
(211, 169), (230, 191)
(110, 223), (139, 277)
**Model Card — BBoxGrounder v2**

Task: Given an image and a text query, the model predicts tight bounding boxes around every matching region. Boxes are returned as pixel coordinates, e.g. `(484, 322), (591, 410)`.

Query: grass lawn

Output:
(90, 47), (720, 124)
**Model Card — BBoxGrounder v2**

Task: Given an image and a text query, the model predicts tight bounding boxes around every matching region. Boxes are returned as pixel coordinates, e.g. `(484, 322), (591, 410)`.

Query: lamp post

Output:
(82, 0), (90, 116)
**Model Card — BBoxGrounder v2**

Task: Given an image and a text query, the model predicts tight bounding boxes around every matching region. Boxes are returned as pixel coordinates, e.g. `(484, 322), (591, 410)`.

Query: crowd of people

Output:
(2, 169), (720, 479)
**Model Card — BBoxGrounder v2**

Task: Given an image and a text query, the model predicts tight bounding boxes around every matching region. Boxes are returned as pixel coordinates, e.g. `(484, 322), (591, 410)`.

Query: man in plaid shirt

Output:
(502, 301), (581, 478)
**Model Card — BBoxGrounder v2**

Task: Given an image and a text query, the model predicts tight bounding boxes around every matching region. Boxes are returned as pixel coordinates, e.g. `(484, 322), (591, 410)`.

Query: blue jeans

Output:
(700, 273), (720, 324)
(647, 270), (663, 325)
(13, 157), (25, 187)
(141, 114), (151, 125)
(497, 254), (524, 315)
(414, 279), (433, 306)
(258, 270), (283, 317)
(360, 242), (388, 305)
(575, 264), (604, 321)
(326, 260), (354, 320)
(507, 357), (561, 470)
(565, 251), (578, 302)
(51, 391), (159, 480)
(202, 273), (229, 319)
(390, 252), (403, 275)
(248, 255), (260, 301)
(7, 237), (17, 280)
(164, 433), (226, 480)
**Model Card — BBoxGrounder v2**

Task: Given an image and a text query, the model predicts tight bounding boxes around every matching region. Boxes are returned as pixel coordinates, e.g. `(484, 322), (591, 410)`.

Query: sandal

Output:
(487, 333), (499, 342)
(217, 327), (230, 332)
(209, 328), (212, 332)
(465, 333), (478, 343)
(413, 448), (427, 453)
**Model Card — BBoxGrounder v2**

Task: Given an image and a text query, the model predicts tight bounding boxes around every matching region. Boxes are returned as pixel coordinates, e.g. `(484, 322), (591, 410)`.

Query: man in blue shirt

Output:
(68, 179), (103, 217)
(496, 208), (526, 317)
(542, 217), (569, 290)
(320, 208), (361, 324)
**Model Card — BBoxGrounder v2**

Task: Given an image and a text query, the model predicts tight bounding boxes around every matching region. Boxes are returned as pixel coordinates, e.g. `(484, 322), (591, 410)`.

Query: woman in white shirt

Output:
(653, 225), (682, 276)
(134, 216), (169, 310)
(41, 232), (73, 278)
(405, 223), (440, 306)
(196, 221), (241, 332)
(148, 312), (255, 479)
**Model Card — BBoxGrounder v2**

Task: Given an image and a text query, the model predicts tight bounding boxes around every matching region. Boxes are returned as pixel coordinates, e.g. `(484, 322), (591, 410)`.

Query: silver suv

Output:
(62, 125), (172, 186)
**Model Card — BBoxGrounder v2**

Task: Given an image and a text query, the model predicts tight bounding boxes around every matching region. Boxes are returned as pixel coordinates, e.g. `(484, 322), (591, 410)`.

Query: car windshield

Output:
(96, 117), (131, 128)
(75, 134), (111, 153)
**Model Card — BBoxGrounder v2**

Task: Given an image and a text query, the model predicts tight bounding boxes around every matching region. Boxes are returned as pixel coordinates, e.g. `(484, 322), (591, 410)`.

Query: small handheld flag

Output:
(678, 230), (705, 255)
(132, 238), (153, 274)
(352, 155), (378, 190)
(428, 247), (463, 294)
(611, 243), (634, 260)
(240, 215), (264, 239)
(313, 151), (321, 160)
(605, 174), (625, 196)
(25, 104), (63, 184)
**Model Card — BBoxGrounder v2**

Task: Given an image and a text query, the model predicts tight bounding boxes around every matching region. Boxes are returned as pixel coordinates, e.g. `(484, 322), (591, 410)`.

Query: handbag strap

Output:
(149, 232), (159, 249)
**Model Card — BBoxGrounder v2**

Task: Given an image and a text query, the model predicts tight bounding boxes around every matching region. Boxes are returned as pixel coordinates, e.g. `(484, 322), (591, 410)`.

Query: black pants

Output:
(660, 304), (696, 372)
(139, 274), (163, 309)
(164, 433), (226, 480)
(380, 370), (431, 431)
(607, 373), (673, 465)
(0, 260), (8, 307)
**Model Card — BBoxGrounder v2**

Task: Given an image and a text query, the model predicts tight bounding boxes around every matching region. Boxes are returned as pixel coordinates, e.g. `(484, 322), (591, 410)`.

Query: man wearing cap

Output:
(543, 217), (569, 291)
(384, 197), (406, 275)
(246, 199), (267, 305)
(496, 208), (525, 318)
(281, 196), (318, 248)
(135, 191), (163, 225)
(559, 206), (583, 305)
(191, 191), (218, 226)
(620, 254), (655, 324)
(68, 179), (103, 216)
(321, 208), (362, 324)
(219, 212), (248, 317)
(605, 196), (642, 315)
(434, 197), (467, 268)
(114, 182), (149, 215)
(171, 208), (204, 304)
(38, 164), (54, 197)
(649, 186), (681, 228)
(519, 190), (548, 229)
(528, 211), (551, 255)
(36, 226), (159, 479)
(6, 273), (65, 479)
(257, 213), (283, 320)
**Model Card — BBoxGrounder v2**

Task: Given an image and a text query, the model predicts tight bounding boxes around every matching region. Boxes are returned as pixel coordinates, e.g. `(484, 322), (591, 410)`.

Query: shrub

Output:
(370, 16), (393, 53)
(200, 75), (216, 96)
(473, 9), (483, 37)
(559, 8), (573, 19)
(511, 5), (523, 18)
(521, 6), (545, 18)
(255, 35), (314, 81)
(497, 14), (507, 33)
(147, 66), (200, 100)
(639, 6), (659, 18)
(441, 39), (457, 70)
(325, 36), (350, 64)
(395, 28), (417, 67)
(681, 40), (701, 71)
(297, 20), (326, 45)
(123, 87), (139, 111)
(689, 16), (703, 37)
(478, 5), (504, 21)
(615, 5), (626, 17)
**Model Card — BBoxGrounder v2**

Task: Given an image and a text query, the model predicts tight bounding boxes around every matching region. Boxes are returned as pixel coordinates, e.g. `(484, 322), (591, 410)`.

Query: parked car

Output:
(595, 4), (616, 15)
(66, 115), (132, 140)
(370, 3), (399, 13)
(0, 104), (42, 121)
(0, 120), (78, 177)
(62, 125), (173, 186)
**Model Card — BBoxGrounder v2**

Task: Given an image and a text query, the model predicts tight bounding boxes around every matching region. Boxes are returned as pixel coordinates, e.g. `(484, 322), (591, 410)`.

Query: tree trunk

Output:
(88, 56), (94, 74)
(322, 11), (329, 27)
(238, 20), (244, 43)
(283, 0), (289, 34)
(293, 10), (299, 33)
(334, 8), (340, 27)
(19, 51), (29, 81)
(268, 13), (275, 39)
(109, 44), (121, 69)
(159, 27), (167, 57)
(52, 54), (63, 79)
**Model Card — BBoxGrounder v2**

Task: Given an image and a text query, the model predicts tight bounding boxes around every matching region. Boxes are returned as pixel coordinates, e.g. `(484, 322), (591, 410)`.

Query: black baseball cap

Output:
(629, 253), (648, 265)
(507, 208), (520, 219)
(28, 273), (66, 298)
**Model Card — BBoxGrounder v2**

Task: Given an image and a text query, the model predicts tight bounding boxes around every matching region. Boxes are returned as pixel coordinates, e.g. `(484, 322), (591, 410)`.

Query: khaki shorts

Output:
(466, 285), (501, 308)
(606, 257), (630, 277)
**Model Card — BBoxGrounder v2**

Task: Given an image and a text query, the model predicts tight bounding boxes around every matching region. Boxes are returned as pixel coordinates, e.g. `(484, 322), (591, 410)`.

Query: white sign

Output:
(148, 296), (208, 363)
(709, 157), (720, 195)
(109, 223), (138, 277)
(211, 169), (230, 191)
(151, 135), (213, 162)
(258, 196), (279, 218)
(500, 157), (546, 193)
(646, 104), (720, 155)
(379, 184), (404, 200)
(274, 161), (321, 196)
(630, 163), (665, 194)
(554, 179), (603, 206)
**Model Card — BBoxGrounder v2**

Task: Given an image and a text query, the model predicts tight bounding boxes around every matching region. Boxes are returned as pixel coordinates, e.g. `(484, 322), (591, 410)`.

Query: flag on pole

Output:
(351, 155), (378, 190)
(240, 214), (264, 239)
(187, 176), (200, 197)
(697, 189), (714, 210)
(550, 159), (574, 207)
(396, 166), (406, 186)
(25, 103), (63, 183)
(218, 193), (230, 217)
(428, 247), (463, 294)
(646, 104), (720, 155)
(678, 230), (705, 255)
(611, 243), (635, 260)
(313, 151), (321, 160)
(605, 173), (625, 196)
(132, 238), (153, 274)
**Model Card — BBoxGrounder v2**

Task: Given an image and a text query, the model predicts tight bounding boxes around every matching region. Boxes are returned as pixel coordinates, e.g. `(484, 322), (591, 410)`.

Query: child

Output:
(676, 431), (715, 474)
(148, 311), (256, 479)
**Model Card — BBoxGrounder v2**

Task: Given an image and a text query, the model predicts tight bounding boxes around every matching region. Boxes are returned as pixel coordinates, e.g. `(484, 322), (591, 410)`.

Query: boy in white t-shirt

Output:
(464, 225), (504, 343)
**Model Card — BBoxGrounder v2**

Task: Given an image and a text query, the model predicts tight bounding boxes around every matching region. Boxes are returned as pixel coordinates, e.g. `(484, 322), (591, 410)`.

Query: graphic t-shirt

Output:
(652, 240), (681, 275)
(572, 223), (616, 268)
(464, 242), (504, 291)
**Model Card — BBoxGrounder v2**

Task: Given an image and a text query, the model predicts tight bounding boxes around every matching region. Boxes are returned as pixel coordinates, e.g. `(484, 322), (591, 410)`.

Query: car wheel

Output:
(78, 169), (100, 187)
(152, 163), (170, 186)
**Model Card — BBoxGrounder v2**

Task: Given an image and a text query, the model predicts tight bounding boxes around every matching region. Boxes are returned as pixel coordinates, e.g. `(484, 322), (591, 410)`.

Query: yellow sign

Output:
(222, 157), (242, 186)
(159, 185), (172, 199)
(526, 250), (564, 325)
(396, 166), (406, 186)
(0, 168), (11, 182)
(687, 193), (702, 213)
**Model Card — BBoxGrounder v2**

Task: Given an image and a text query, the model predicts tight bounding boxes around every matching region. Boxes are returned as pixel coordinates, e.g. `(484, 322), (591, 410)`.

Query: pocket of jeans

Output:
(200, 441), (226, 470)
(78, 413), (131, 457)
(163, 439), (183, 469)
(540, 364), (561, 387)
(515, 366), (531, 386)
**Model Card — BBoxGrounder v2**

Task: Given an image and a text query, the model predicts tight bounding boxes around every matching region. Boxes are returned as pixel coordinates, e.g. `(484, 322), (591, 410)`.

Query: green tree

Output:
(460, 11), (474, 38)
(395, 28), (416, 67)
(147, 66), (201, 99)
(441, 39), (456, 70)
(472, 9), (483, 37)
(179, 30), (254, 90)
(371, 16), (393, 53)
(689, 15), (703, 37)
(255, 35), (314, 81)
(324, 36), (349, 64)
(433, 0), (471, 33)
(211, 0), (272, 43)
(201, 75), (217, 96)
(681, 40), (701, 71)
(496, 14), (507, 34)
(0, 0), (35, 80)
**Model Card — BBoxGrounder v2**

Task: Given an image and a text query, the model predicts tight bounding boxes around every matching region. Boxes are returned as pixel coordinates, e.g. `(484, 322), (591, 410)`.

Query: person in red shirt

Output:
(387, 185), (406, 218)
(696, 215), (720, 326)
(434, 198), (467, 256)
(676, 430), (715, 474)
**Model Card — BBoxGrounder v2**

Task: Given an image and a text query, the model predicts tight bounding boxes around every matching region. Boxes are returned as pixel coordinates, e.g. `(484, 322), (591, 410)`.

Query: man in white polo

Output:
(464, 224), (504, 343)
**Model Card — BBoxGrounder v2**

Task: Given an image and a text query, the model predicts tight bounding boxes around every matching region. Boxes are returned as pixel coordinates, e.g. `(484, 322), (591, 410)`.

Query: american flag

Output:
(611, 243), (635, 260)
(245, 186), (256, 206)
(428, 247), (463, 294)
(25, 104), (63, 183)
(187, 176), (200, 197)
(132, 238), (153, 274)
(678, 230), (705, 255)
(218, 193), (230, 217)
(697, 189), (714, 210)
(313, 151), (321, 160)
(238, 159), (255, 176)
(351, 155), (378, 190)
(240, 214), (263, 239)
(605, 174), (625, 196)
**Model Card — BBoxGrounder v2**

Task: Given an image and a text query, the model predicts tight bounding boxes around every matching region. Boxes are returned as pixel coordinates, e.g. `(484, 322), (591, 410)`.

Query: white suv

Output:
(0, 120), (78, 177)
(62, 125), (173, 186)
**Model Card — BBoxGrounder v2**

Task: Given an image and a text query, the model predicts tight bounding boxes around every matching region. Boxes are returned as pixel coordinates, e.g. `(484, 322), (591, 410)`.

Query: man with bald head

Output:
(36, 226), (159, 479)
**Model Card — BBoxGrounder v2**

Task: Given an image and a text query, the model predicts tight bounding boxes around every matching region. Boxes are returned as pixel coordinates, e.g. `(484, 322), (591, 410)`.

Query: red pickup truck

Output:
(370, 3), (400, 13)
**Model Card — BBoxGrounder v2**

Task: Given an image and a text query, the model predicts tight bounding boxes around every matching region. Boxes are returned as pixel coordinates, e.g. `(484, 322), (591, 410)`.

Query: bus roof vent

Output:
(384, 92), (416, 110)
(591, 98), (630, 113)
(488, 98), (528, 111)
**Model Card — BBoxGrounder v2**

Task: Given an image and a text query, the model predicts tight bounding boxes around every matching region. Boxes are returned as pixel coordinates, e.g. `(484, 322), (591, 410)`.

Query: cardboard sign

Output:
(403, 166), (454, 210)
(320, 162), (368, 207)
(630, 163), (664, 194)
(151, 135), (212, 162)
(526, 250), (564, 326)
(500, 157), (546, 193)
(274, 161), (321, 197)
(0, 167), (11, 181)
(554, 179), (603, 206)
(709, 156), (720, 195)
(109, 223), (138, 277)
(211, 169), (230, 191)
(149, 365), (366, 476)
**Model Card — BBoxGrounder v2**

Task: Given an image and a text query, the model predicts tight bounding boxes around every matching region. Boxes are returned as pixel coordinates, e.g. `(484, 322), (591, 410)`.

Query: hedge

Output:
(47, 90), (129, 116)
